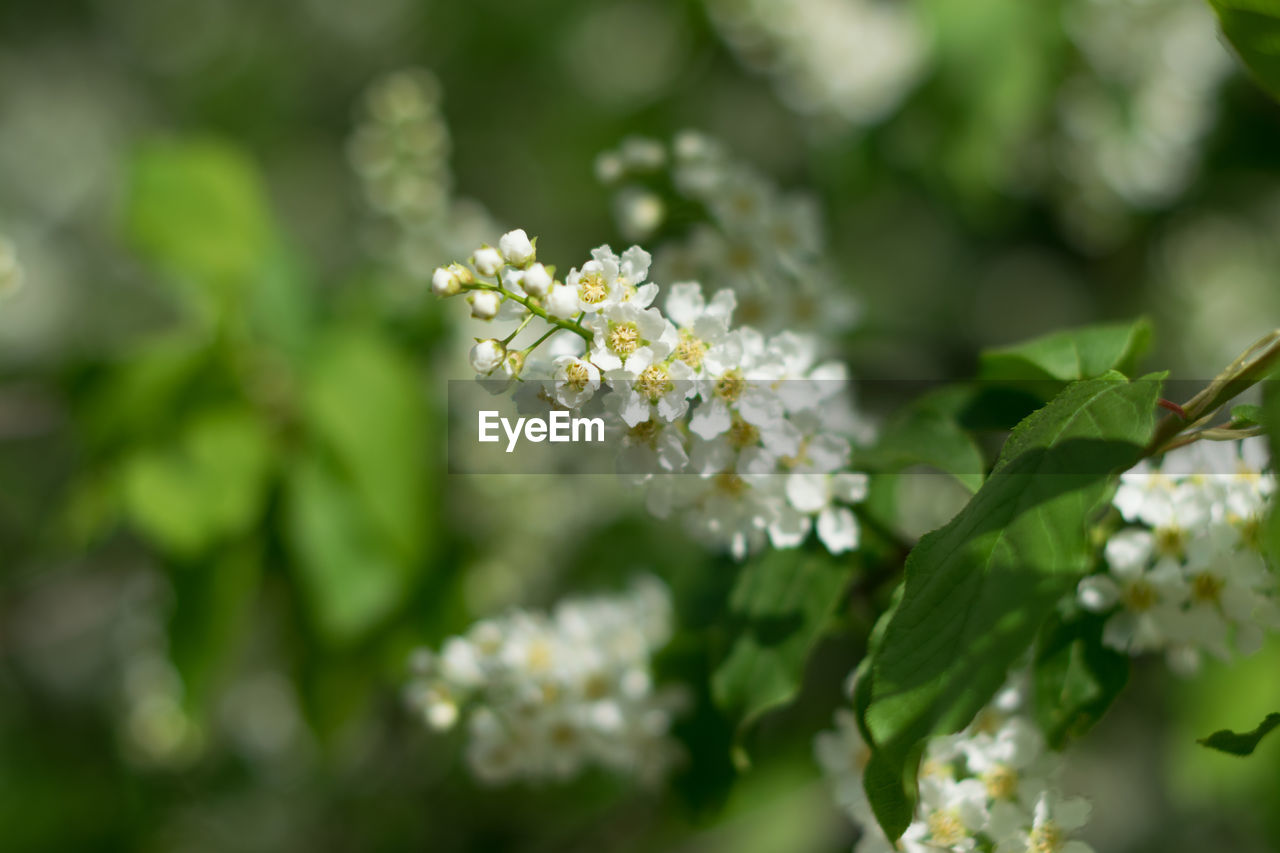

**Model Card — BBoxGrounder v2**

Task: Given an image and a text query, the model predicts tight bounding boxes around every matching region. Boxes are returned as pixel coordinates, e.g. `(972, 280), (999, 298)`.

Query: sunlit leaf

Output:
(1209, 0), (1280, 101)
(120, 406), (274, 557)
(855, 372), (1162, 839)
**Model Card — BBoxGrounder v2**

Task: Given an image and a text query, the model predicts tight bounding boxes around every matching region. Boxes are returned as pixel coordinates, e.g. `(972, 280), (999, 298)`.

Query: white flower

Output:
(1078, 528), (1189, 654)
(432, 265), (461, 297)
(991, 790), (1094, 853)
(499, 228), (535, 266)
(613, 418), (689, 481)
(606, 350), (696, 427)
(545, 283), (580, 319)
(522, 262), (553, 298)
(585, 301), (676, 374)
(815, 708), (875, 826)
(406, 577), (684, 786)
(566, 244), (655, 314)
(468, 290), (500, 320)
(552, 356), (602, 409)
(901, 777), (989, 851)
(469, 339), (506, 375)
(473, 246), (503, 276)
(783, 471), (867, 553)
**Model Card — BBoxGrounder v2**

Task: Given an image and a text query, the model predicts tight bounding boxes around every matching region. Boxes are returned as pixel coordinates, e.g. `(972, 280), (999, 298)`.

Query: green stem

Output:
(469, 283), (593, 343)
(1144, 329), (1280, 456)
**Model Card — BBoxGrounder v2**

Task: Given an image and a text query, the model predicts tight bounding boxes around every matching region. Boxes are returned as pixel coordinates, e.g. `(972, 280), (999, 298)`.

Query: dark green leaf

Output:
(168, 545), (262, 715)
(1209, 0), (1280, 101)
(855, 372), (1162, 839)
(1198, 713), (1280, 756)
(711, 548), (852, 742)
(1263, 381), (1280, 566)
(863, 386), (985, 493)
(979, 318), (1152, 384)
(1033, 609), (1130, 748)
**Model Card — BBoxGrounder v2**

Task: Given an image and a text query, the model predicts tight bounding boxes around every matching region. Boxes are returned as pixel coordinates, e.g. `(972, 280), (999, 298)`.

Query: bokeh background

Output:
(2, 0), (1279, 850)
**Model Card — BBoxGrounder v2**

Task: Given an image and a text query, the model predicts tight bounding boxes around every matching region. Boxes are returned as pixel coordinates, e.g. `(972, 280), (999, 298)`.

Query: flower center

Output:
(608, 321), (641, 355)
(526, 639), (553, 673)
(926, 810), (967, 847)
(714, 369), (745, 403)
(1233, 513), (1263, 551)
(1153, 525), (1186, 559)
(628, 419), (661, 447)
(714, 472), (745, 495)
(564, 361), (592, 391)
(637, 365), (672, 401)
(1029, 820), (1065, 853)
(727, 417), (760, 449)
(983, 764), (1019, 800)
(1190, 571), (1225, 605)
(578, 271), (609, 304)
(675, 330), (706, 370)
(1121, 578), (1158, 612)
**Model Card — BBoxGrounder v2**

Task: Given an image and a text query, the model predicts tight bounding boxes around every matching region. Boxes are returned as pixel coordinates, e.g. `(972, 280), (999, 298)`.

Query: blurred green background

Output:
(1, 0), (1279, 850)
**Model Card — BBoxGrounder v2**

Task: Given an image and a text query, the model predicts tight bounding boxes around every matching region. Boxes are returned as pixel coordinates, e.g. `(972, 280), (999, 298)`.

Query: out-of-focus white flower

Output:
(703, 0), (930, 128)
(1083, 438), (1279, 671)
(469, 339), (506, 375)
(991, 790), (1095, 853)
(499, 228), (535, 266)
(405, 577), (685, 786)
(818, 676), (1095, 853)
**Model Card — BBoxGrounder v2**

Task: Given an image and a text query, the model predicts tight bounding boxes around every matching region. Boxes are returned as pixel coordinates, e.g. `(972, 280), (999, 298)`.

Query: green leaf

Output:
(855, 372), (1162, 839)
(1033, 609), (1130, 749)
(168, 545), (262, 716)
(1198, 712), (1280, 756)
(711, 548), (852, 747)
(126, 139), (274, 314)
(863, 387), (985, 493)
(285, 454), (414, 644)
(1263, 381), (1280, 565)
(979, 318), (1152, 384)
(1230, 404), (1265, 427)
(301, 330), (430, 563)
(1209, 0), (1280, 101)
(120, 406), (274, 557)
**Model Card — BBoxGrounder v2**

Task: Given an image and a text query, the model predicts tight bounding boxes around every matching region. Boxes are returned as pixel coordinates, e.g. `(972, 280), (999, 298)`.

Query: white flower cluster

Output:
(434, 228), (873, 560)
(404, 576), (685, 786)
(1078, 437), (1280, 673)
(348, 69), (495, 282)
(1054, 0), (1233, 237)
(596, 131), (859, 338)
(0, 235), (21, 298)
(817, 678), (1095, 853)
(702, 0), (929, 127)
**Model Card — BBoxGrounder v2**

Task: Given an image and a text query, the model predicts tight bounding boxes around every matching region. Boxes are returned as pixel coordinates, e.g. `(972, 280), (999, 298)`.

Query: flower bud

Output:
(499, 229), (535, 267)
(468, 290), (501, 320)
(473, 246), (503, 276)
(469, 339), (506, 375)
(522, 262), (553, 298)
(432, 265), (462, 297)
(545, 283), (579, 319)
